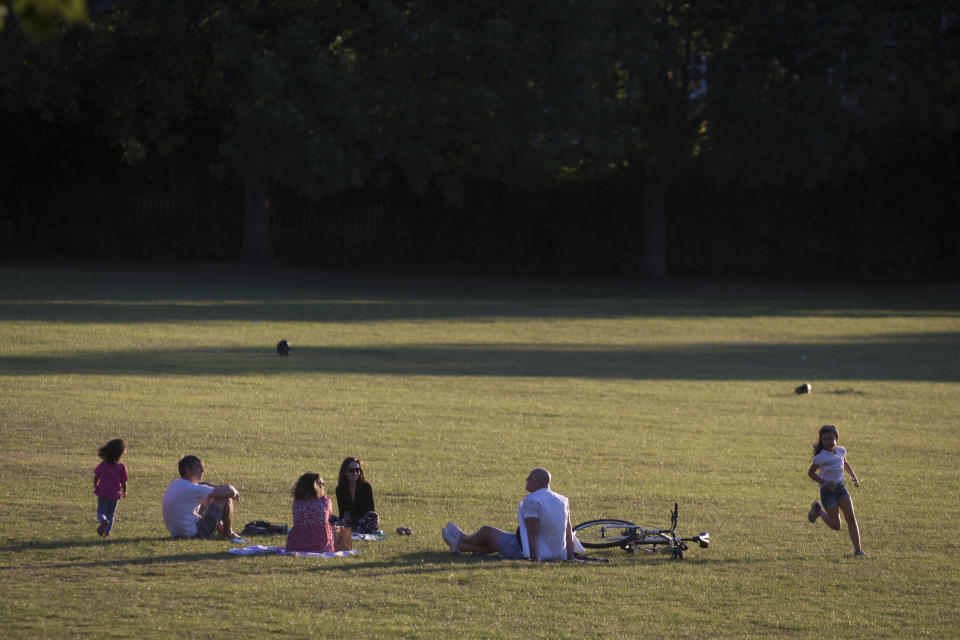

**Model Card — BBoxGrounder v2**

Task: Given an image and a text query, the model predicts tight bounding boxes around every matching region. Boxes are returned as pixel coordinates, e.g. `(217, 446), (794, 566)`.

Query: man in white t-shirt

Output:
(440, 468), (580, 562)
(161, 455), (244, 542)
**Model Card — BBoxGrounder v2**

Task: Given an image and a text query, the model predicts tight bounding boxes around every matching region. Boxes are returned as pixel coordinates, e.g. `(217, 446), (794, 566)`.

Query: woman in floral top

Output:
(285, 472), (334, 552)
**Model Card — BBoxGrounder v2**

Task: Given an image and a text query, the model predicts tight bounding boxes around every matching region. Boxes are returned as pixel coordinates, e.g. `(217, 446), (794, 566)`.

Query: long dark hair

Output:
(98, 439), (126, 464)
(812, 424), (839, 456)
(338, 457), (366, 485)
(291, 473), (325, 500)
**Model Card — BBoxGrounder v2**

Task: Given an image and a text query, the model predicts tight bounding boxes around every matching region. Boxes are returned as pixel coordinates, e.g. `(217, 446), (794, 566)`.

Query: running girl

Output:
(807, 425), (864, 556)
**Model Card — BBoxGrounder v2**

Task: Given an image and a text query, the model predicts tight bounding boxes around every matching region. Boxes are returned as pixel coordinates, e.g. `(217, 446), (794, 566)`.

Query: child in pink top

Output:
(93, 439), (128, 537)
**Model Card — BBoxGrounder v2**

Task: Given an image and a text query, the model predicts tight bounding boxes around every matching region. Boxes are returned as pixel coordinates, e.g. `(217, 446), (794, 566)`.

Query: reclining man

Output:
(441, 468), (581, 562)
(161, 455), (244, 543)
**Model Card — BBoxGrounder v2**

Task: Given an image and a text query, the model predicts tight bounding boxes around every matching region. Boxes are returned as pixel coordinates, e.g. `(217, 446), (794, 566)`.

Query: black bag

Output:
(241, 520), (289, 536)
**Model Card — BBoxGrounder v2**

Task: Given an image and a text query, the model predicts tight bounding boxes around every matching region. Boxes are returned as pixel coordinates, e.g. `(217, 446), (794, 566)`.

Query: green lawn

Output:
(1, 266), (958, 638)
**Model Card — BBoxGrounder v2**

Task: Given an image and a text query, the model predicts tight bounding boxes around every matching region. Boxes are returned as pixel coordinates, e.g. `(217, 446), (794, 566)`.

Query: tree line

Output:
(2, 0), (958, 280)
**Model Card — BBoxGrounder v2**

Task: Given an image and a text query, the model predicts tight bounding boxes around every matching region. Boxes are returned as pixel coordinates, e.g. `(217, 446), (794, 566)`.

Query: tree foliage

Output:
(1, 0), (87, 40)
(1, 0), (957, 274)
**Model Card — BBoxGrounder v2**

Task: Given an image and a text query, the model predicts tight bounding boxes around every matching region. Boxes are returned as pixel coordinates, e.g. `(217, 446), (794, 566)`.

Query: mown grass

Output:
(1, 266), (958, 638)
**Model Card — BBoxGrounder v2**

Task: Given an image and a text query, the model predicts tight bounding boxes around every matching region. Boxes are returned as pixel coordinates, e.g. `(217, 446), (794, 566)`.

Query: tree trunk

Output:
(240, 182), (277, 264)
(640, 179), (667, 278)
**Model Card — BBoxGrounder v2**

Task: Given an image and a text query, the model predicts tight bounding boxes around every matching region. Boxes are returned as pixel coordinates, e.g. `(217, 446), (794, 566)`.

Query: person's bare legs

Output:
(220, 496), (238, 538)
(202, 497), (238, 539)
(456, 526), (508, 554)
(820, 505), (842, 531)
(837, 496), (862, 553)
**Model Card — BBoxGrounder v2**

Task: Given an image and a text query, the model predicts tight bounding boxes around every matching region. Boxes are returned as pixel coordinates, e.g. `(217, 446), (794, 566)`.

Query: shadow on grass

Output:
(0, 536), (173, 553)
(15, 551), (238, 571)
(2, 541), (772, 573)
(1, 336), (957, 381)
(9, 548), (558, 574)
(2, 537), (251, 571)
(0, 537), (239, 572)
(298, 550), (749, 573)
(1, 267), (958, 325)
(289, 551), (612, 575)
(3, 297), (960, 325)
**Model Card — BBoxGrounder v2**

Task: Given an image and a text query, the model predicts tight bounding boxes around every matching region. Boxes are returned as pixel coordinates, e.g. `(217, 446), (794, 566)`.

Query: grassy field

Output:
(1, 265), (958, 639)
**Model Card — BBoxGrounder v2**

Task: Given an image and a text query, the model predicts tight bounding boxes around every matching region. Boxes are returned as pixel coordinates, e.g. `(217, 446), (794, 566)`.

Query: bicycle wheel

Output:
(573, 519), (638, 548)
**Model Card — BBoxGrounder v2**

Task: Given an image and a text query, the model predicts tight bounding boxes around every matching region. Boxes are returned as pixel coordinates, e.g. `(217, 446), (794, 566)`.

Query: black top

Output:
(335, 479), (375, 519)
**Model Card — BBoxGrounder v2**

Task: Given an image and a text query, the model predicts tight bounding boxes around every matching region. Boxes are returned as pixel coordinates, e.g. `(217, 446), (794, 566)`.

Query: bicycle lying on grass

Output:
(573, 503), (709, 560)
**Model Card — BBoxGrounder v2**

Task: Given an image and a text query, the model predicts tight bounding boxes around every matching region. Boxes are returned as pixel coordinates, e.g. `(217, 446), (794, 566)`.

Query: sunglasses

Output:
(346, 467), (360, 473)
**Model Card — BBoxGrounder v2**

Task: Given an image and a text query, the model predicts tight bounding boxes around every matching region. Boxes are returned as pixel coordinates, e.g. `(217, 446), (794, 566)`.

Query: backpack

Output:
(241, 520), (289, 536)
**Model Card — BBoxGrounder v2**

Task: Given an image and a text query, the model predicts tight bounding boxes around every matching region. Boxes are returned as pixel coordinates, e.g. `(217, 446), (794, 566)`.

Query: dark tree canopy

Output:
(1, 0), (957, 277)
(1, 0), (87, 39)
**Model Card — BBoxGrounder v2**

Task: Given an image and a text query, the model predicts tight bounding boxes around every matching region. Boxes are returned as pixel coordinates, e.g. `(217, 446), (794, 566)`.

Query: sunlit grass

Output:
(1, 267), (958, 638)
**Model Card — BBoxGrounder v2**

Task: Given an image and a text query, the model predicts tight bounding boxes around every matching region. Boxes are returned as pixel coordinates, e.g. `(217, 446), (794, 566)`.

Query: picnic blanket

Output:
(228, 530), (383, 556)
(353, 531), (385, 541)
(228, 545), (358, 557)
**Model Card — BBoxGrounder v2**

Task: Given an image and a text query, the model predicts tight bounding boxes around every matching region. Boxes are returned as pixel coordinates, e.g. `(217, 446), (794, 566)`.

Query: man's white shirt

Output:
(161, 478), (214, 537)
(519, 487), (570, 561)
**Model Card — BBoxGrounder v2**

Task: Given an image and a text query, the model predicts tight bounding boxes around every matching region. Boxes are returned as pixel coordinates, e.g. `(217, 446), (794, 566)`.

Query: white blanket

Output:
(228, 545), (358, 557)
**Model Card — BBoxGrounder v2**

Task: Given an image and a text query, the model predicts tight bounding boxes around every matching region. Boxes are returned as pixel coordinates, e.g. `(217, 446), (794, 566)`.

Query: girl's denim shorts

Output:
(819, 481), (850, 508)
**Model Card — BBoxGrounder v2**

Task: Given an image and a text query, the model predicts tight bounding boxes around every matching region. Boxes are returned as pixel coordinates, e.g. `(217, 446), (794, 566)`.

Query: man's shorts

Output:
(819, 482), (850, 509)
(192, 503), (224, 539)
(496, 532), (524, 560)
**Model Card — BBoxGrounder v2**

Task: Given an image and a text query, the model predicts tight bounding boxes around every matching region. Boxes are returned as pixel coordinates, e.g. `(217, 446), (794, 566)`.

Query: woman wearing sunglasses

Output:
(335, 457), (380, 534)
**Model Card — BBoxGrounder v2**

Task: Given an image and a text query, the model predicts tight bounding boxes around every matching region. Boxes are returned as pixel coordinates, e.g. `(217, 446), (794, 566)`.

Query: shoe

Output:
(445, 522), (464, 542)
(854, 550), (867, 557)
(96, 521), (107, 536)
(807, 501), (822, 523)
(440, 526), (460, 554)
(228, 535), (247, 544)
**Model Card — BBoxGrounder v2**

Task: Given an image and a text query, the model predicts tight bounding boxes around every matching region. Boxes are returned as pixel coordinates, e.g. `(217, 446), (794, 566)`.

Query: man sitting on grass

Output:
(441, 468), (581, 562)
(161, 455), (245, 543)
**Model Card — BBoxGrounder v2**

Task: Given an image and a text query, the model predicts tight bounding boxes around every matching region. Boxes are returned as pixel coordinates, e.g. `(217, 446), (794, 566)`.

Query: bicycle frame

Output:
(573, 503), (709, 560)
